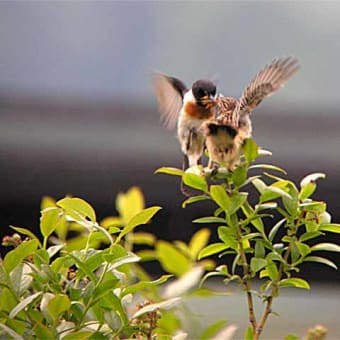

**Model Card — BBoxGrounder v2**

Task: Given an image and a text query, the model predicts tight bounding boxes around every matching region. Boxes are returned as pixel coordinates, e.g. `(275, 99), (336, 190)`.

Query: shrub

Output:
(0, 139), (339, 339)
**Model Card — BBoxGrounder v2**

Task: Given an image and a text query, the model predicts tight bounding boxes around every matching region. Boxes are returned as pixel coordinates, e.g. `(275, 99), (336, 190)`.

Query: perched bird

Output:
(153, 73), (217, 169)
(201, 56), (300, 171)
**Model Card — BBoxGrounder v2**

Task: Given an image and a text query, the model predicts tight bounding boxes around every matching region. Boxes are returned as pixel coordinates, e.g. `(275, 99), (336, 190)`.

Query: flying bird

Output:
(201, 56), (300, 171)
(153, 73), (217, 169)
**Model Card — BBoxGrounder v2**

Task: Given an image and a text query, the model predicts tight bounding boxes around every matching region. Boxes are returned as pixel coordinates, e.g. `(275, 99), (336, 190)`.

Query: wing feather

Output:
(215, 95), (240, 128)
(152, 73), (188, 130)
(239, 57), (300, 114)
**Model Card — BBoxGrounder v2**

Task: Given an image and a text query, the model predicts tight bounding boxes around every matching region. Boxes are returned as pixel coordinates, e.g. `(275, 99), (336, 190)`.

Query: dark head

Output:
(192, 80), (217, 108)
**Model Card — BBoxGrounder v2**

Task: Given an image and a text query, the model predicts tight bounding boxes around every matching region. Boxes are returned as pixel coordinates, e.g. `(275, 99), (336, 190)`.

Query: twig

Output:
(254, 246), (291, 340)
(237, 228), (257, 333)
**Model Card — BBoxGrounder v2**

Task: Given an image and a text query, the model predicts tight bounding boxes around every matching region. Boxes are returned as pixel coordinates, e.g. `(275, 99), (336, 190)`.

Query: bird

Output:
(153, 73), (217, 170)
(201, 56), (300, 172)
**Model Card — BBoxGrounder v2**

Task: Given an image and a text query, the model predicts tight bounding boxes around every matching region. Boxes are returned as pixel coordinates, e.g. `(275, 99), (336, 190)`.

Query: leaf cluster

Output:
(157, 139), (340, 338)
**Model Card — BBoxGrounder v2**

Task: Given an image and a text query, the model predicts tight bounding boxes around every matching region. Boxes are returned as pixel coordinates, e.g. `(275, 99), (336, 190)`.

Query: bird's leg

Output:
(208, 158), (214, 169)
(211, 163), (219, 177)
(207, 158), (219, 176)
(182, 154), (189, 171)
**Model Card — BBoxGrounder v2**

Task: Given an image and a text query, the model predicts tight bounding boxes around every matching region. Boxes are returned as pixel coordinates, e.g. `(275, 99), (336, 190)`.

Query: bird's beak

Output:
(201, 94), (217, 108)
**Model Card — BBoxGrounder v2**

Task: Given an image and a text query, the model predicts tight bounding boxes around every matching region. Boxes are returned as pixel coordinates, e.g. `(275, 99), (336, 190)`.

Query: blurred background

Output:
(1, 0), (339, 283)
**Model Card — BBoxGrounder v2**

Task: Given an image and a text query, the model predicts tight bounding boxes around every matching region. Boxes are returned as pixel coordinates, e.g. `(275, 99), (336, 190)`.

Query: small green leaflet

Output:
(154, 167), (184, 176)
(279, 278), (310, 290)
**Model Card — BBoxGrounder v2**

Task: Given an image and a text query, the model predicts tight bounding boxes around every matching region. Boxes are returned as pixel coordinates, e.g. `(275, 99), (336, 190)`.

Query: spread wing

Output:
(152, 72), (188, 130)
(239, 57), (300, 114)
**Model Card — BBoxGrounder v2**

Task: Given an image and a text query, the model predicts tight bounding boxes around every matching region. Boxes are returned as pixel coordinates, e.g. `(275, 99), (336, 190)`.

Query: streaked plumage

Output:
(202, 56), (300, 171)
(153, 73), (217, 169)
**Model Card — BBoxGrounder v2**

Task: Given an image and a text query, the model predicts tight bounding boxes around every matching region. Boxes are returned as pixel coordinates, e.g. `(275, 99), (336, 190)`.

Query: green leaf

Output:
(268, 219), (285, 242)
(255, 240), (265, 258)
(251, 178), (267, 194)
(93, 224), (113, 245)
(41, 196), (56, 210)
(136, 250), (158, 261)
(182, 195), (210, 208)
(67, 253), (97, 282)
(132, 297), (181, 319)
(262, 186), (292, 201)
(305, 216), (319, 233)
(249, 164), (287, 174)
(210, 185), (230, 211)
(250, 258), (267, 273)
(266, 261), (279, 280)
(116, 186), (145, 224)
(300, 173), (326, 187)
(47, 294), (71, 321)
(200, 319), (228, 340)
(299, 231), (322, 242)
(122, 275), (172, 297)
(290, 240), (300, 263)
(9, 292), (42, 319)
(157, 311), (181, 335)
(232, 165), (247, 187)
(107, 252), (140, 270)
(129, 232), (156, 246)
(189, 228), (211, 259)
(311, 243), (340, 252)
(198, 243), (229, 260)
(163, 266), (204, 298)
(0, 323), (24, 340)
(154, 167), (184, 176)
(256, 202), (278, 210)
(295, 242), (311, 257)
(156, 241), (191, 276)
(10, 226), (41, 246)
(218, 227), (238, 249)
(231, 253), (241, 275)
(108, 226), (121, 234)
(4, 239), (39, 273)
(300, 201), (326, 213)
(57, 197), (96, 223)
(117, 206), (162, 242)
(210, 325), (237, 340)
(85, 254), (112, 275)
(34, 323), (55, 339)
(279, 278), (310, 290)
(319, 223), (340, 233)
(266, 251), (284, 263)
(243, 138), (259, 163)
(241, 201), (264, 232)
(62, 331), (94, 340)
(304, 256), (338, 270)
(284, 334), (300, 340)
(100, 216), (122, 229)
(299, 182), (316, 200)
(229, 192), (248, 215)
(245, 326), (254, 340)
(193, 216), (226, 224)
(10, 263), (33, 296)
(40, 207), (60, 239)
(183, 172), (208, 192)
(92, 278), (120, 303)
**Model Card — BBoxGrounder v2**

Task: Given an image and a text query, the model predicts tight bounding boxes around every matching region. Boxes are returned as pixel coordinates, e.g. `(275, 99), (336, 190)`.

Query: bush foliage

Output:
(1, 139), (339, 339)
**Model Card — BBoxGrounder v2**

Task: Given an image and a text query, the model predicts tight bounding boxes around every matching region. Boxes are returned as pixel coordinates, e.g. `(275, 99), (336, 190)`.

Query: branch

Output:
(237, 228), (257, 332)
(254, 246), (291, 340)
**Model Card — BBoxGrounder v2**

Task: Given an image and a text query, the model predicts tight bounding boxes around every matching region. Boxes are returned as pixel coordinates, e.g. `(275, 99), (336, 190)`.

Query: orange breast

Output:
(184, 102), (214, 120)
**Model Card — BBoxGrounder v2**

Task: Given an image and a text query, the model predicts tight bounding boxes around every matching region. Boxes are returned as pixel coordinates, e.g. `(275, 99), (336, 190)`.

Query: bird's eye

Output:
(197, 88), (205, 97)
